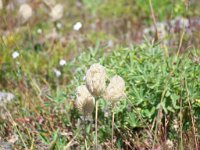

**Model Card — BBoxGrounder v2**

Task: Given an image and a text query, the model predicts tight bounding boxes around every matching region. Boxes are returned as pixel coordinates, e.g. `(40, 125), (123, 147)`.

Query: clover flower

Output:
(19, 4), (32, 23)
(73, 22), (82, 31)
(104, 75), (126, 104)
(76, 85), (95, 116)
(50, 4), (64, 21)
(86, 63), (107, 97)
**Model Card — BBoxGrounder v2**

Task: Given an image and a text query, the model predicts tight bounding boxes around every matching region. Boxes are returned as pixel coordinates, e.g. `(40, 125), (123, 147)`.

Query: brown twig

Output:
(185, 78), (199, 150)
(148, 0), (158, 42)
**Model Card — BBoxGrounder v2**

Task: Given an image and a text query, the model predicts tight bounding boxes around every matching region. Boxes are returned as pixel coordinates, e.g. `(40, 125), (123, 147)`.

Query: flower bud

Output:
(104, 75), (126, 104)
(76, 85), (95, 116)
(86, 63), (107, 97)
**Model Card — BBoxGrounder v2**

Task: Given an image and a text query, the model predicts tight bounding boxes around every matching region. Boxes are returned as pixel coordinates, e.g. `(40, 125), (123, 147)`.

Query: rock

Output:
(0, 141), (12, 150)
(0, 92), (15, 106)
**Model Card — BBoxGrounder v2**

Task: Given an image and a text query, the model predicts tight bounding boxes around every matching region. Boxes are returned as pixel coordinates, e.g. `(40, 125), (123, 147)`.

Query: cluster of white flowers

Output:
(76, 63), (126, 115)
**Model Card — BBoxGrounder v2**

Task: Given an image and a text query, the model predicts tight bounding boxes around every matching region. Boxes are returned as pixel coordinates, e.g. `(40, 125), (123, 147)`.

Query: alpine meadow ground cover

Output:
(0, 0), (200, 149)
(0, 40), (200, 149)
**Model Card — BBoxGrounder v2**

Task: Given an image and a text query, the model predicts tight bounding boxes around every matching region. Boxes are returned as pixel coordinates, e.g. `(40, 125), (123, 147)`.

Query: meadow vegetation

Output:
(0, 0), (200, 149)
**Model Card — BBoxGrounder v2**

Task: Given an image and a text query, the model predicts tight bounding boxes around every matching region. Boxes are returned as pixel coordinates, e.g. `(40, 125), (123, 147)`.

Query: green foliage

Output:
(67, 43), (200, 147)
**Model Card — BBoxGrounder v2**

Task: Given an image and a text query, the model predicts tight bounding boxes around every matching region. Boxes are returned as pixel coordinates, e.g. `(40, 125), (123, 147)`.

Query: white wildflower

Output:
(12, 51), (19, 59)
(50, 4), (64, 21)
(19, 3), (32, 23)
(73, 22), (82, 31)
(53, 68), (61, 77)
(76, 85), (95, 116)
(86, 63), (107, 97)
(104, 75), (126, 104)
(59, 59), (66, 66)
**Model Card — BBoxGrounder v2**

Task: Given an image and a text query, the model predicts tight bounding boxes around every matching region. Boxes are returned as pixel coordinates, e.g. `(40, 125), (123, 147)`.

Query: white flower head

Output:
(104, 75), (126, 104)
(59, 59), (66, 66)
(86, 63), (107, 97)
(50, 4), (64, 21)
(76, 85), (95, 116)
(53, 68), (61, 77)
(73, 22), (82, 31)
(19, 3), (32, 23)
(12, 51), (19, 59)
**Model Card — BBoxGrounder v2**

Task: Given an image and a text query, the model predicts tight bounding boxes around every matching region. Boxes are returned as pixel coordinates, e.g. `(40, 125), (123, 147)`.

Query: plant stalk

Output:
(95, 101), (98, 150)
(112, 111), (115, 149)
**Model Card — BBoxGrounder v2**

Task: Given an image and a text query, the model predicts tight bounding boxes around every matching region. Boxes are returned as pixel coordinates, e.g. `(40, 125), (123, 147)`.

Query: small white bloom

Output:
(56, 22), (62, 29)
(12, 51), (19, 59)
(53, 68), (61, 77)
(37, 28), (42, 34)
(59, 59), (66, 66)
(73, 22), (82, 31)
(19, 3), (32, 23)
(50, 4), (64, 21)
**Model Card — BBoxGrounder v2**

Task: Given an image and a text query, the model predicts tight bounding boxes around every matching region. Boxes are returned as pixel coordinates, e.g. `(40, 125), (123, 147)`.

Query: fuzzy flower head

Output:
(19, 3), (32, 24)
(86, 63), (107, 97)
(50, 4), (64, 21)
(76, 85), (95, 116)
(104, 75), (126, 104)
